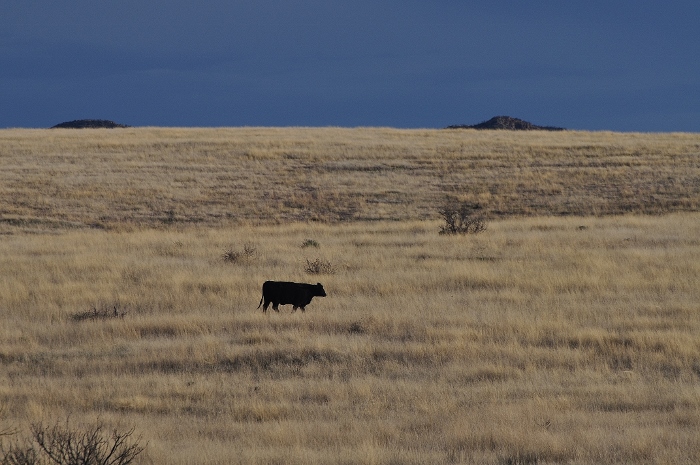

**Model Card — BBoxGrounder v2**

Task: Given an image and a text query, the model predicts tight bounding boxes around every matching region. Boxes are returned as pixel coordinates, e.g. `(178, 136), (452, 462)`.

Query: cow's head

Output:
(315, 283), (327, 297)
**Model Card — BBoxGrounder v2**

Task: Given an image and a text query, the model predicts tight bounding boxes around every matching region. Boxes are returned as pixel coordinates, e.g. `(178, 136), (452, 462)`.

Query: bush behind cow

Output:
(257, 281), (327, 313)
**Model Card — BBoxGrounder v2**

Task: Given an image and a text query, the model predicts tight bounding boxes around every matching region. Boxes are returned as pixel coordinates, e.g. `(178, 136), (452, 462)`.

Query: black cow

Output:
(257, 281), (327, 313)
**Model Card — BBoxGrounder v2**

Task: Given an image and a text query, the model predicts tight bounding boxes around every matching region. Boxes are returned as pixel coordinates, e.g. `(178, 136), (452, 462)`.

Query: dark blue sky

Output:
(2, 1), (699, 131)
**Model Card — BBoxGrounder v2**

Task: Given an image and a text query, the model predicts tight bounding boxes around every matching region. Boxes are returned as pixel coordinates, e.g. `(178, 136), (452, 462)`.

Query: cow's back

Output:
(263, 281), (303, 304)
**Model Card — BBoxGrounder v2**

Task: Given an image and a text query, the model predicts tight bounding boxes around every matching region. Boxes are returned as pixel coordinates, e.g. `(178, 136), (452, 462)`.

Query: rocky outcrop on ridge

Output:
(50, 119), (131, 129)
(447, 116), (564, 131)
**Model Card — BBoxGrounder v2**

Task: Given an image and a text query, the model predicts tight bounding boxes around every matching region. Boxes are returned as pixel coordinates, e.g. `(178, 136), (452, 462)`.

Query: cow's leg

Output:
(262, 299), (270, 312)
(272, 302), (280, 312)
(292, 305), (298, 312)
(299, 306), (306, 312)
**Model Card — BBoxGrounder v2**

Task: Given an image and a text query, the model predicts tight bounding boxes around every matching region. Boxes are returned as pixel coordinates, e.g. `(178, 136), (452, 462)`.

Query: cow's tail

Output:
(257, 294), (263, 309)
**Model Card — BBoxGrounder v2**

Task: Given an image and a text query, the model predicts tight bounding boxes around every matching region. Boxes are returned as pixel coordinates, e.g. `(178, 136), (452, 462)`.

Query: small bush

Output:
(1, 405), (18, 440)
(348, 321), (366, 334)
(222, 243), (258, 265)
(1, 420), (145, 465)
(1, 443), (39, 465)
(438, 200), (487, 235)
(301, 239), (320, 248)
(304, 258), (335, 275)
(71, 304), (127, 322)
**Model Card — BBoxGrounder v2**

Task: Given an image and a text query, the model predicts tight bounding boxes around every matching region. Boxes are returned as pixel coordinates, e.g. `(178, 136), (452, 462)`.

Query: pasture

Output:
(1, 128), (700, 464)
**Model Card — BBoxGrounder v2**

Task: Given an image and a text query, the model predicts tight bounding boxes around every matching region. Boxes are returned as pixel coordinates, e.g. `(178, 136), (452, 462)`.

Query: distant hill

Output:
(50, 119), (131, 129)
(447, 116), (564, 131)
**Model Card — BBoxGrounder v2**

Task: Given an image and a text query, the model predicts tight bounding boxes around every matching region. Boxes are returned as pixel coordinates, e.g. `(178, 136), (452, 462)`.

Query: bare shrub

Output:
(438, 199), (487, 235)
(33, 420), (144, 465)
(304, 258), (335, 275)
(0, 404), (29, 465)
(1, 442), (39, 465)
(301, 239), (320, 248)
(1, 405), (18, 440)
(1, 420), (144, 465)
(222, 243), (258, 265)
(71, 304), (127, 323)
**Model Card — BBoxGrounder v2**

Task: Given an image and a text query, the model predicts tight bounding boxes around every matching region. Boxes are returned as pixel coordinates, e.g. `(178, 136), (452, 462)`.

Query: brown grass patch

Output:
(1, 128), (700, 232)
(0, 216), (698, 463)
(1, 127), (700, 463)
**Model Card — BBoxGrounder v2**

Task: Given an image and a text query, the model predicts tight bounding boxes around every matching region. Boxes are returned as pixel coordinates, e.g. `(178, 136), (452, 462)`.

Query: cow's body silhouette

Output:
(257, 281), (326, 313)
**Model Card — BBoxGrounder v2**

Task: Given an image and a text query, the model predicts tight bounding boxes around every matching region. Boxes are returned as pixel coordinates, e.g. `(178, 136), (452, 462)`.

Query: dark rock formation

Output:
(447, 116), (564, 131)
(50, 119), (131, 129)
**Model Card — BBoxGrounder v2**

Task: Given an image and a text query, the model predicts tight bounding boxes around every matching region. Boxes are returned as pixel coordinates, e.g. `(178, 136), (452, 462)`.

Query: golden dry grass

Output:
(1, 128), (700, 464)
(1, 127), (700, 231)
(2, 217), (699, 464)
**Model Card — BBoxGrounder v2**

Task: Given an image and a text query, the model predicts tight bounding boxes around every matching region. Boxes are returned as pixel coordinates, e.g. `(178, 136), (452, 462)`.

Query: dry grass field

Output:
(1, 128), (700, 464)
(1, 127), (700, 230)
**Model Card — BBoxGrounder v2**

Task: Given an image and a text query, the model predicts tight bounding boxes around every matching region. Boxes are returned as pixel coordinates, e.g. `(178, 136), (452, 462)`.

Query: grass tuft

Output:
(304, 258), (335, 275)
(222, 243), (258, 265)
(71, 304), (128, 322)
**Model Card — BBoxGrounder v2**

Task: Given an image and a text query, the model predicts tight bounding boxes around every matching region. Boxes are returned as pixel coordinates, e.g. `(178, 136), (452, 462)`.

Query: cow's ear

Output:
(317, 283), (322, 286)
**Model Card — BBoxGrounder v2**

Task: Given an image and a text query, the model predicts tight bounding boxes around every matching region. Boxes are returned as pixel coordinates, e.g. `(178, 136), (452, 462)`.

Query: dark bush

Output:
(71, 304), (127, 322)
(1, 442), (39, 465)
(1, 420), (144, 465)
(301, 239), (320, 248)
(222, 243), (258, 265)
(438, 200), (487, 235)
(304, 258), (335, 275)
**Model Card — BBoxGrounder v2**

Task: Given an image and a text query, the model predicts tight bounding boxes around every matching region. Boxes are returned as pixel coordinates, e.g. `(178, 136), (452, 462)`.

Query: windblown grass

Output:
(1, 127), (699, 232)
(2, 127), (699, 463)
(1, 215), (699, 464)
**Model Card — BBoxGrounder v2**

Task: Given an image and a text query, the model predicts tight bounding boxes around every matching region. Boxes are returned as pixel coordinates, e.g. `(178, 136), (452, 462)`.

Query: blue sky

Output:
(2, 1), (699, 131)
